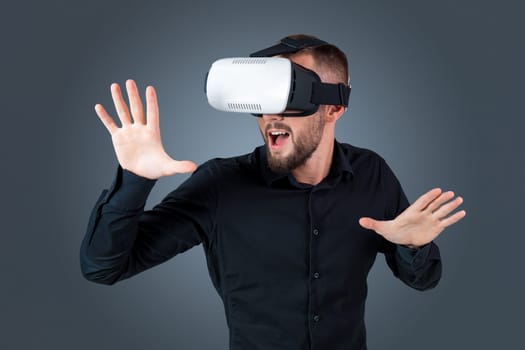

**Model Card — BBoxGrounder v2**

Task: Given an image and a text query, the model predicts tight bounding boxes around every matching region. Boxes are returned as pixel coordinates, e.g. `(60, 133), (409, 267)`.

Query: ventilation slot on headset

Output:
(227, 103), (262, 111)
(232, 58), (267, 65)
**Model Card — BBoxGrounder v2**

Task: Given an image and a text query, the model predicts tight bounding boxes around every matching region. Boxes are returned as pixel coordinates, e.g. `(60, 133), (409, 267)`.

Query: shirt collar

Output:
(255, 139), (354, 188)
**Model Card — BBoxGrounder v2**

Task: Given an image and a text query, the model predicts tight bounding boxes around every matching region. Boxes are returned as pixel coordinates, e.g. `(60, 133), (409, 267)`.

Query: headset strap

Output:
(312, 83), (351, 107)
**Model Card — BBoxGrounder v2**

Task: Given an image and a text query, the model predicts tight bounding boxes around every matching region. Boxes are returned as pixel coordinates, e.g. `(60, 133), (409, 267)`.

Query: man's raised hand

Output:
(359, 188), (466, 248)
(95, 79), (197, 179)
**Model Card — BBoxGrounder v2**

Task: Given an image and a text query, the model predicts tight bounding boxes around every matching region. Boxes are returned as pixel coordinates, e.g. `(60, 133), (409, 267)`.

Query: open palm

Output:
(359, 188), (466, 248)
(95, 79), (196, 179)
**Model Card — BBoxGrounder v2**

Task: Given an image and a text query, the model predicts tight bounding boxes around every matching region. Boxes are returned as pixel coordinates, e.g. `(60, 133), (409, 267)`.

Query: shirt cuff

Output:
(396, 243), (434, 269)
(103, 166), (157, 211)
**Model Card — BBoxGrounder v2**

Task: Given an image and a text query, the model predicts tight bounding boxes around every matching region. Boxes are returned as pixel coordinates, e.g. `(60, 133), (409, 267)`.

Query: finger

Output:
(164, 160), (198, 175)
(358, 217), (388, 234)
(413, 188), (443, 211)
(126, 79), (145, 124)
(359, 217), (375, 230)
(94, 104), (118, 134)
(146, 85), (159, 129)
(440, 209), (466, 227)
(175, 160), (198, 173)
(433, 196), (464, 219)
(110, 83), (132, 125)
(426, 190), (455, 212)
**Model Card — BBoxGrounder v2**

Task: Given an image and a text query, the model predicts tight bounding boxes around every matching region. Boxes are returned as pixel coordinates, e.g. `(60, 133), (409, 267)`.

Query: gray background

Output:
(1, 0), (523, 349)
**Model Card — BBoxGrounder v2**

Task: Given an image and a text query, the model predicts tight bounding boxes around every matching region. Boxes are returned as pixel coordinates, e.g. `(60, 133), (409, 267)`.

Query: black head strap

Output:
(250, 36), (329, 57)
(312, 83), (351, 107)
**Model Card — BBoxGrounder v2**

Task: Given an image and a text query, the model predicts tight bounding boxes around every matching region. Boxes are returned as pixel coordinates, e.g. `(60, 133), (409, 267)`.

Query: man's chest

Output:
(211, 184), (386, 285)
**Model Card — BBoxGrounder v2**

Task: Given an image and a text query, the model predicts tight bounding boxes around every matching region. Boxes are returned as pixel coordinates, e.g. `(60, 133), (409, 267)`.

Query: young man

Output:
(81, 35), (465, 349)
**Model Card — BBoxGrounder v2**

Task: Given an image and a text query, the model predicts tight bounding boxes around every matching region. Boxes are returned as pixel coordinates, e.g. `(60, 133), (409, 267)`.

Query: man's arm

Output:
(80, 167), (157, 284)
(80, 164), (216, 285)
(380, 240), (442, 291)
(80, 79), (208, 284)
(361, 158), (464, 290)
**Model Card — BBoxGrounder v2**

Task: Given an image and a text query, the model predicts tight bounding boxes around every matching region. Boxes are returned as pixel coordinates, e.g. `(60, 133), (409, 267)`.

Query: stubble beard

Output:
(266, 111), (325, 174)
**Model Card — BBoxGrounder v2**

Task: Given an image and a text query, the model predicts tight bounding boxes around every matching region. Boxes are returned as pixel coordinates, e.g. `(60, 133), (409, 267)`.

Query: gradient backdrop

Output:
(1, 0), (524, 349)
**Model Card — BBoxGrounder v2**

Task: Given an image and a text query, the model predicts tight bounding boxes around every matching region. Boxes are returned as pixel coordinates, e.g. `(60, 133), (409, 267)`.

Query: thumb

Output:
(359, 217), (385, 232)
(163, 160), (198, 176)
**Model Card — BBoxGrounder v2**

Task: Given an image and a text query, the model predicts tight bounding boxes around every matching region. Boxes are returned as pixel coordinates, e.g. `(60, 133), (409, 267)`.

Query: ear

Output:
(324, 104), (346, 123)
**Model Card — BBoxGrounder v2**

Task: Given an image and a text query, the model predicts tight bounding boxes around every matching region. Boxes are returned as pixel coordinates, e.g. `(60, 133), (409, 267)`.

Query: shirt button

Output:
(313, 314), (320, 322)
(313, 228), (319, 236)
(313, 272), (320, 279)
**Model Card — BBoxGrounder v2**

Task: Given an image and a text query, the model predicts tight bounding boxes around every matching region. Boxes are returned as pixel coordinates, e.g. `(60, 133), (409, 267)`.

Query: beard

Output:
(266, 110), (325, 173)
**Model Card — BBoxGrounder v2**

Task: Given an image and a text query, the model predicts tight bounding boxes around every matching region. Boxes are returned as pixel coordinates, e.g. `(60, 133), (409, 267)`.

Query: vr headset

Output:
(205, 37), (351, 117)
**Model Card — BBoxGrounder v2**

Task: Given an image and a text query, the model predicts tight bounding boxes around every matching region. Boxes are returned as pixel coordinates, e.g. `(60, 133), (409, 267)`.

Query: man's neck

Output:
(292, 138), (335, 186)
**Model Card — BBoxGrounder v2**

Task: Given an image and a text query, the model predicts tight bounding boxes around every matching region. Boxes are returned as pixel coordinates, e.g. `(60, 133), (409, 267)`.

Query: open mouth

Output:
(268, 130), (290, 149)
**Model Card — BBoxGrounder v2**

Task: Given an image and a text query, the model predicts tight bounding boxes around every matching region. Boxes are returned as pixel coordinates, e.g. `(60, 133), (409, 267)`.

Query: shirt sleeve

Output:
(383, 242), (442, 290)
(377, 158), (442, 291)
(79, 163), (217, 285)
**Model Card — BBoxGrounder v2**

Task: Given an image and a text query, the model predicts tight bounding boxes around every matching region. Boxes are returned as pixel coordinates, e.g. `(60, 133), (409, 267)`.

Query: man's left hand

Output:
(359, 188), (466, 248)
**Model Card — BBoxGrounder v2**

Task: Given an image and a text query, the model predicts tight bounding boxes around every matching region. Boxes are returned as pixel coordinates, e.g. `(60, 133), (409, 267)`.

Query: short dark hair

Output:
(282, 34), (349, 85)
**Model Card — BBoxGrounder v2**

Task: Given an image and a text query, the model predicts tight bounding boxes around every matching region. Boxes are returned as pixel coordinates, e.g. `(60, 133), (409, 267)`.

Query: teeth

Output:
(270, 131), (288, 136)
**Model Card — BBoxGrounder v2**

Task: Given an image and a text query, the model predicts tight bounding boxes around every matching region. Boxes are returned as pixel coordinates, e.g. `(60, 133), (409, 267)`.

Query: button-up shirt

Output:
(80, 140), (441, 350)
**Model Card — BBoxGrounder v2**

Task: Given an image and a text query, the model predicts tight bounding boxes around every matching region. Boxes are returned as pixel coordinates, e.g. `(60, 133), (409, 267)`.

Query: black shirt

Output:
(80, 140), (441, 350)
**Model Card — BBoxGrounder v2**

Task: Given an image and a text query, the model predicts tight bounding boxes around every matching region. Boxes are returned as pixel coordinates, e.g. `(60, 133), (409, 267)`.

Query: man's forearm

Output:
(393, 242), (442, 291)
(79, 167), (156, 285)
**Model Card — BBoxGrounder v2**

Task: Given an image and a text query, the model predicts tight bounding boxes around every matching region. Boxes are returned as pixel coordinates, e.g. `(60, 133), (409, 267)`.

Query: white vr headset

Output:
(205, 37), (351, 117)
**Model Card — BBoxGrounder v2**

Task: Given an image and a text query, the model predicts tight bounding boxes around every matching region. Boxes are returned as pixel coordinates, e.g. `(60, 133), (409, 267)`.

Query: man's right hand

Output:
(95, 79), (197, 179)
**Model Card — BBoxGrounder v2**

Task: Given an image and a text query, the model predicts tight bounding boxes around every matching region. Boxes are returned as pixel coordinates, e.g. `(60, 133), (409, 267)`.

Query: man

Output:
(80, 34), (465, 349)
